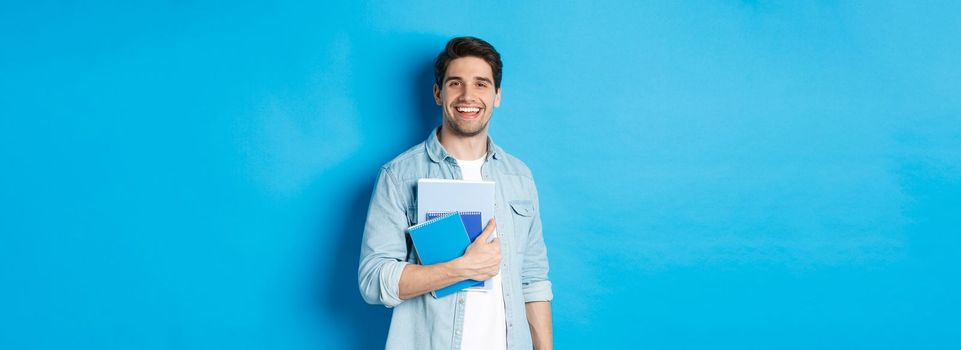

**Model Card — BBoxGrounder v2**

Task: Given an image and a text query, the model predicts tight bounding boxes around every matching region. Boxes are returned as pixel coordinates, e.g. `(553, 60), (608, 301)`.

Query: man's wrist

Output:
(445, 257), (468, 280)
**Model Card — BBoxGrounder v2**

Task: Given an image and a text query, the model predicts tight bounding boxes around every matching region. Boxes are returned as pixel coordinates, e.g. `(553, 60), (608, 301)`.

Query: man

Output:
(358, 36), (553, 350)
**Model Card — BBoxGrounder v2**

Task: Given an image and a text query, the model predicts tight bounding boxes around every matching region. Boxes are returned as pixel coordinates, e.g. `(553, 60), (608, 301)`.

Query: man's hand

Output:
(397, 218), (499, 300)
(454, 218), (500, 281)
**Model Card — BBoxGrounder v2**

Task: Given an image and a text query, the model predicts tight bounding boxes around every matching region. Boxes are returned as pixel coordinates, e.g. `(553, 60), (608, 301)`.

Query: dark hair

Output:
(434, 36), (502, 90)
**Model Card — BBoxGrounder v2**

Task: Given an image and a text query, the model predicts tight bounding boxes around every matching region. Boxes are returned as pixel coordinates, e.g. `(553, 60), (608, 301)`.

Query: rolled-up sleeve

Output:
(521, 181), (553, 303)
(358, 167), (411, 308)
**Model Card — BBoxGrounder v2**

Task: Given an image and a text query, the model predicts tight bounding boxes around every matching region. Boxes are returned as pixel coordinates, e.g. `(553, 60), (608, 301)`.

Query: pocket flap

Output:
(509, 200), (534, 217)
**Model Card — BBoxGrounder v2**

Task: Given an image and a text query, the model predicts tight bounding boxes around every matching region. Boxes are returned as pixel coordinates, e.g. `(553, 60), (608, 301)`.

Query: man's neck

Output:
(438, 126), (488, 161)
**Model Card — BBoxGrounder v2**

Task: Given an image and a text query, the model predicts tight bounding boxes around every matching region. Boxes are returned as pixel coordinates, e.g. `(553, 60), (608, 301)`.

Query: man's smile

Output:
(454, 105), (483, 119)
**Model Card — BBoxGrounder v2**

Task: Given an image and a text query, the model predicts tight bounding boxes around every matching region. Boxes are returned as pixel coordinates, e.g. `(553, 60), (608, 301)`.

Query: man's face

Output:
(434, 56), (501, 137)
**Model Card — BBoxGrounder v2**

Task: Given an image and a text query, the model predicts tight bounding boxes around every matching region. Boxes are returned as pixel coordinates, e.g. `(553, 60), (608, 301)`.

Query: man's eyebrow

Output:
(475, 77), (493, 84)
(444, 76), (464, 82)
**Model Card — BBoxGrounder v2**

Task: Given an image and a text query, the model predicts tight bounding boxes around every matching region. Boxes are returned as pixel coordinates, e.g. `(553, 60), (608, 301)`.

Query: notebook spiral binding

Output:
(408, 211), (458, 231)
(426, 210), (481, 218)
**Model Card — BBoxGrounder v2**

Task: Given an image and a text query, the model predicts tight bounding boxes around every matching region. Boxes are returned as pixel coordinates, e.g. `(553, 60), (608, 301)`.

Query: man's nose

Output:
(459, 85), (478, 101)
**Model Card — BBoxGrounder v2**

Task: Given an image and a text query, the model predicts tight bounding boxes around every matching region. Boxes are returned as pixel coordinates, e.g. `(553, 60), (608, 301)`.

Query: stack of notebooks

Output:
(407, 179), (495, 298)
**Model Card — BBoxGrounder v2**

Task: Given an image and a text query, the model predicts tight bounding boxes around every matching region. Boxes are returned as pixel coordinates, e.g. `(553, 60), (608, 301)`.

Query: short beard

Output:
(444, 115), (489, 137)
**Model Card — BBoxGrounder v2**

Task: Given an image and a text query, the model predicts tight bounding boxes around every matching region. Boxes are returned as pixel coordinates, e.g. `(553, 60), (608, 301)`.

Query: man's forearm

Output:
(525, 301), (553, 350)
(397, 222), (500, 301)
(397, 260), (467, 300)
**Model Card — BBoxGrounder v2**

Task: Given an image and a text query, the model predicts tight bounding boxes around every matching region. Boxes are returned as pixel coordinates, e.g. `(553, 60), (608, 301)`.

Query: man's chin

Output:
(447, 121), (487, 137)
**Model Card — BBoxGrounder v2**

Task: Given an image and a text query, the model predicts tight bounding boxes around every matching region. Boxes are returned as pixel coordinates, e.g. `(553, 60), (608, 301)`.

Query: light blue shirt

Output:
(358, 127), (553, 349)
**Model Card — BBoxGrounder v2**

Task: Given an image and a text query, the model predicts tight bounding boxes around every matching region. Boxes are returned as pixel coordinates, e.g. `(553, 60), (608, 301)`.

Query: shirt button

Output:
(458, 299), (464, 305)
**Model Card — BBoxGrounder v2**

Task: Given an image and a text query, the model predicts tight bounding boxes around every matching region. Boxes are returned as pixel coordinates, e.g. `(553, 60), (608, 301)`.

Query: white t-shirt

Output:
(456, 156), (507, 350)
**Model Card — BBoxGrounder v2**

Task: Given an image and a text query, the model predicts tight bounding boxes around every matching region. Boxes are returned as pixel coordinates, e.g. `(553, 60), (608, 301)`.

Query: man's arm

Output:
(520, 181), (554, 347)
(358, 167), (412, 307)
(525, 301), (553, 350)
(399, 219), (500, 300)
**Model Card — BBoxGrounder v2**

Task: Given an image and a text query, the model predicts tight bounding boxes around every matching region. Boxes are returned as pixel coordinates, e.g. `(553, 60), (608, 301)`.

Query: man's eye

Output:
(477, 83), (488, 88)
(448, 81), (460, 87)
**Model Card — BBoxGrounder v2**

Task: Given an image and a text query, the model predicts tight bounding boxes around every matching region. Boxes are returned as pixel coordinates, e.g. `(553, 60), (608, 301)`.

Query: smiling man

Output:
(358, 37), (554, 350)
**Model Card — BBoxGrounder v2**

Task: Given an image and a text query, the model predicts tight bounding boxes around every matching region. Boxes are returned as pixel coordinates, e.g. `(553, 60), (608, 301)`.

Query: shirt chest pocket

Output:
(509, 200), (534, 254)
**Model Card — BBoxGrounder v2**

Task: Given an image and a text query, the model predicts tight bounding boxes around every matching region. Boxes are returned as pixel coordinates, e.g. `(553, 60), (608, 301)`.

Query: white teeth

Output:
(456, 107), (480, 113)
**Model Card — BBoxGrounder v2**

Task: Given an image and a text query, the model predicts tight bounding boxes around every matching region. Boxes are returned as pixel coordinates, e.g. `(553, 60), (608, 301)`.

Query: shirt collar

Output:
(426, 126), (502, 163)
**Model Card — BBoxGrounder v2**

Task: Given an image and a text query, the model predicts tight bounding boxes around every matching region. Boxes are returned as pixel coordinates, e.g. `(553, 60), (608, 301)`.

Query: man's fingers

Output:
(477, 217), (497, 241)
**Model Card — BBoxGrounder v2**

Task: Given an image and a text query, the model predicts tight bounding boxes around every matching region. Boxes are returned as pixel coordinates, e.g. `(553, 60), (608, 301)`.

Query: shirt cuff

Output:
(522, 280), (553, 303)
(379, 260), (410, 308)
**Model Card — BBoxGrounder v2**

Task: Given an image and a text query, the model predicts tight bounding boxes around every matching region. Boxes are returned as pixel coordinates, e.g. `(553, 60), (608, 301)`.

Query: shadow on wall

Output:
(315, 34), (442, 349)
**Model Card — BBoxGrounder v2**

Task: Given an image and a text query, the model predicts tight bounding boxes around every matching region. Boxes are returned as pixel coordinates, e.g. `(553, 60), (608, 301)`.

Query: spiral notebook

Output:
(426, 211), (488, 290)
(407, 212), (484, 298)
(426, 211), (483, 242)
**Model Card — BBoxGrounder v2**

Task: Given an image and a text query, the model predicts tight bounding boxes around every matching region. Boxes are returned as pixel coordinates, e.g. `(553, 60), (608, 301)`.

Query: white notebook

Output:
(416, 178), (496, 291)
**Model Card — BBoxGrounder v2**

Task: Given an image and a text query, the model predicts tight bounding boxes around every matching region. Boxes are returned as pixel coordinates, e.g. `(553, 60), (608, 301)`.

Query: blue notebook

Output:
(426, 211), (483, 242)
(407, 212), (484, 298)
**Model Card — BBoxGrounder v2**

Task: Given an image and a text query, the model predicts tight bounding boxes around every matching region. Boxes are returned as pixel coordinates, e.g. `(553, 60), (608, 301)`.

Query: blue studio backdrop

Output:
(2, 1), (959, 349)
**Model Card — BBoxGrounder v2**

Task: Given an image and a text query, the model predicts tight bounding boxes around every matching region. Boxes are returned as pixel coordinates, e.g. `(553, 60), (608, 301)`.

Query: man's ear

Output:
(433, 84), (442, 106)
(493, 87), (502, 108)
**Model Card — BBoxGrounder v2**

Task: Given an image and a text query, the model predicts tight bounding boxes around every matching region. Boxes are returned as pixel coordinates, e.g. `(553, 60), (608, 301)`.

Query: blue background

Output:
(2, 1), (959, 349)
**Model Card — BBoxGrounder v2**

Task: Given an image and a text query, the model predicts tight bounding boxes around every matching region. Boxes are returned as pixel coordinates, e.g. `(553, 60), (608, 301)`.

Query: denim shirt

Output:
(358, 127), (553, 350)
